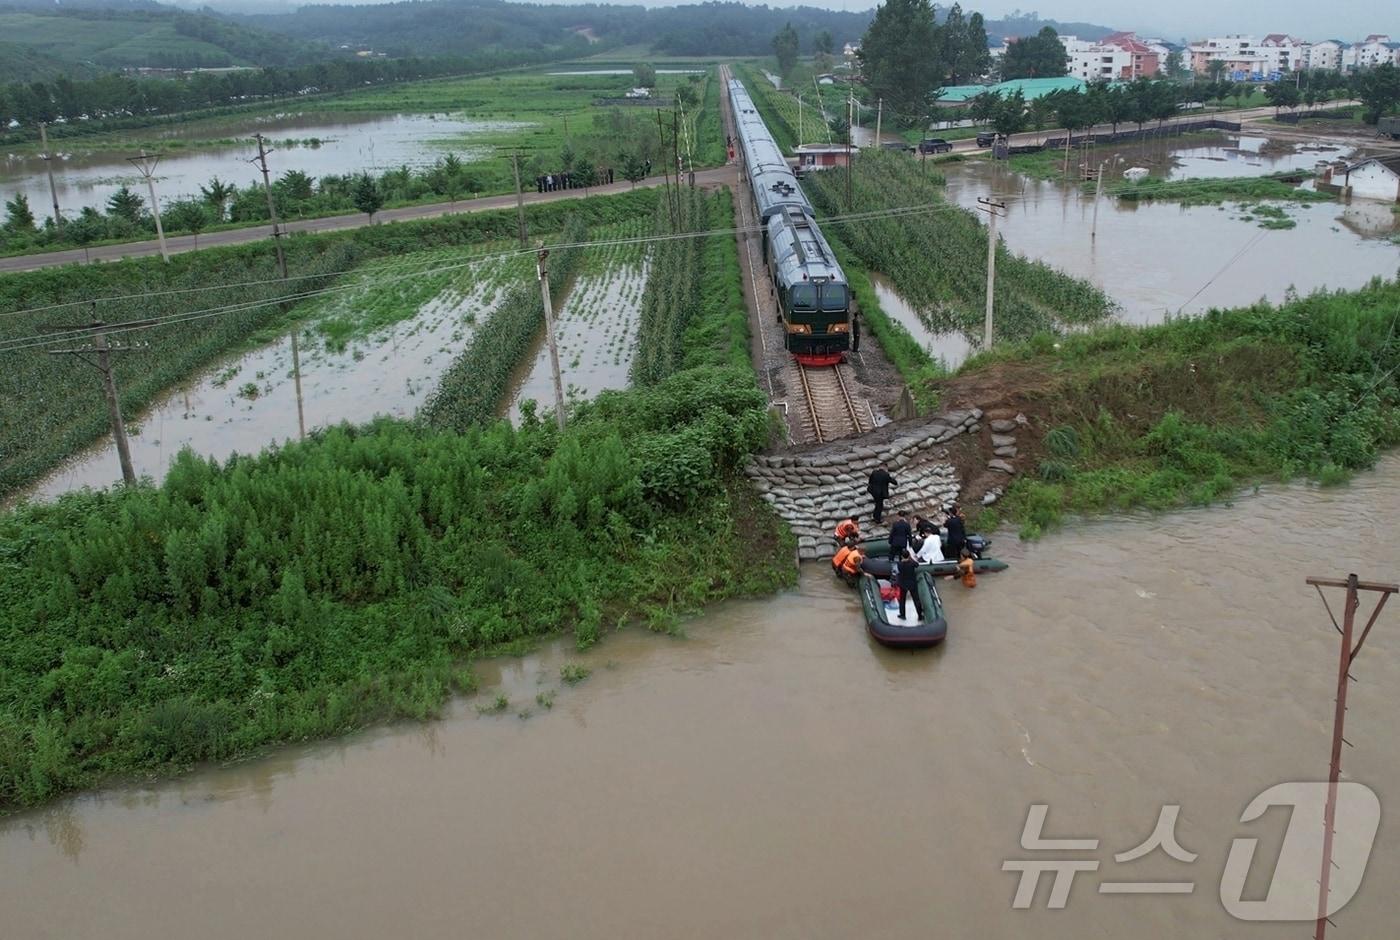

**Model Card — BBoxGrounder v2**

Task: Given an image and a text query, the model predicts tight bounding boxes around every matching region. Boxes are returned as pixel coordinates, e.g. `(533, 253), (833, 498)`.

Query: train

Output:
(727, 78), (852, 367)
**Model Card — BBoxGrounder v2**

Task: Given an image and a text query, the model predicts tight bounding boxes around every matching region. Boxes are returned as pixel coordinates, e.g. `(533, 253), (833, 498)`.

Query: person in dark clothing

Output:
(896, 553), (925, 621)
(943, 505), (966, 559)
(851, 311), (861, 352)
(915, 515), (939, 538)
(607, 167), (614, 184)
(535, 176), (544, 193)
(888, 510), (912, 561)
(867, 465), (894, 523)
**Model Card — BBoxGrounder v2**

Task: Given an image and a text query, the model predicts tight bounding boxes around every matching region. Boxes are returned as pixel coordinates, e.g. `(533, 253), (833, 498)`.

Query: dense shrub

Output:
(0, 365), (788, 808)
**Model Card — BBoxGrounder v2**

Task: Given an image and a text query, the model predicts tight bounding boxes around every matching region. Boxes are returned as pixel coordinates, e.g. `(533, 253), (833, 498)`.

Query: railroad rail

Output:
(795, 361), (869, 444)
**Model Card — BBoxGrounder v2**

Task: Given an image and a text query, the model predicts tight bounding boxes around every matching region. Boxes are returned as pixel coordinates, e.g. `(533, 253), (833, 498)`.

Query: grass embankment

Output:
(1110, 174), (1335, 206)
(0, 189), (659, 499)
(1005, 131), (1226, 181)
(807, 152), (1113, 342)
(732, 63), (802, 153)
(949, 280), (1400, 537)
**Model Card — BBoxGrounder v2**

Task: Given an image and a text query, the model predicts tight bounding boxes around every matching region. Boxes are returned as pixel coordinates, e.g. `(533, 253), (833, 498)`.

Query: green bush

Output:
(0, 364), (791, 808)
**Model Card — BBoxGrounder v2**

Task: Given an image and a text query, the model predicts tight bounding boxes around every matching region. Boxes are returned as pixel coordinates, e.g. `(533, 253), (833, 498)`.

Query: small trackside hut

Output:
(728, 78), (853, 367)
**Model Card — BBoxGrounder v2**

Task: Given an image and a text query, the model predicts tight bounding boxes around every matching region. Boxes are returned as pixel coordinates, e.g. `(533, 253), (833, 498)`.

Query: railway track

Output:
(794, 361), (870, 444)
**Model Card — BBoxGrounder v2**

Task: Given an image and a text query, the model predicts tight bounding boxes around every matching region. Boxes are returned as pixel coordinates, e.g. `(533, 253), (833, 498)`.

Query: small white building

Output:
(1322, 155), (1400, 203)
(1309, 40), (1348, 71)
(1346, 35), (1400, 70)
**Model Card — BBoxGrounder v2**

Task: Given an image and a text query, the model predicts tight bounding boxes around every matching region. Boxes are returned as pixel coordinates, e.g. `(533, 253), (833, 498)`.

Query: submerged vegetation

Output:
(809, 152), (1113, 343)
(1111, 173), (1335, 206)
(959, 279), (1400, 537)
(0, 188), (657, 500)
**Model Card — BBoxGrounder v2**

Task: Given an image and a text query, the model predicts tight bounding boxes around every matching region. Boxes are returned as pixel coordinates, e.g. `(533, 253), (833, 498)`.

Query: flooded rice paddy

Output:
(1, 111), (529, 218)
(20, 248), (529, 499)
(3, 456), (1398, 938)
(505, 224), (650, 421)
(873, 132), (1398, 361)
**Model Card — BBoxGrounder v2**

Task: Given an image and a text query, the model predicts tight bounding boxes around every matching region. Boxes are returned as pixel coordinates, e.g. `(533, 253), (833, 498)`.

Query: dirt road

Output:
(0, 167), (736, 275)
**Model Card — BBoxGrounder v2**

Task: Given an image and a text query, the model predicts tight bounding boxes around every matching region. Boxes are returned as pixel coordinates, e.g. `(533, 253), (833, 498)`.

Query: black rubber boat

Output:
(858, 570), (948, 649)
(853, 536), (1008, 580)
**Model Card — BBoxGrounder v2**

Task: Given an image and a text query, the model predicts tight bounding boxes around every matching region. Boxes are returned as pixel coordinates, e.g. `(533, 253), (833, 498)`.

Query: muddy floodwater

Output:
(1, 111), (527, 219)
(5, 457), (1399, 938)
(942, 135), (1398, 323)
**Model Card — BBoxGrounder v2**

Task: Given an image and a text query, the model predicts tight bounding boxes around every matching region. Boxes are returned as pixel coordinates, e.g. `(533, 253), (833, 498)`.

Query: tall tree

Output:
(772, 23), (801, 77)
(858, 0), (941, 122)
(200, 176), (235, 221)
(813, 30), (834, 55)
(1354, 62), (1400, 124)
(4, 193), (36, 232)
(633, 63), (656, 88)
(1164, 50), (1185, 80)
(1206, 59), (1227, 82)
(351, 174), (384, 221)
(106, 186), (145, 224)
(1000, 26), (1068, 80)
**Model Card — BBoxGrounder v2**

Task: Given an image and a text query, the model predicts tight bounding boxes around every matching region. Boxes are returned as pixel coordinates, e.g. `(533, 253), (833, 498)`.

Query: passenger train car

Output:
(727, 79), (851, 366)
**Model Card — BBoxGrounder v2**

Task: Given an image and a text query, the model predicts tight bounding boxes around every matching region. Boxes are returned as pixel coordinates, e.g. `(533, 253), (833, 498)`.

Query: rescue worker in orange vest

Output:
(954, 548), (977, 588)
(832, 544), (853, 572)
(841, 546), (865, 579)
(834, 515), (860, 543)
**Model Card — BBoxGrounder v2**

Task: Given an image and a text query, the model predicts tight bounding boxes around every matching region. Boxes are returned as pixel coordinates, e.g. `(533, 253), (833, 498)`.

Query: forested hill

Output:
(0, 5), (323, 76)
(233, 1), (870, 59)
(236, 1), (1115, 60)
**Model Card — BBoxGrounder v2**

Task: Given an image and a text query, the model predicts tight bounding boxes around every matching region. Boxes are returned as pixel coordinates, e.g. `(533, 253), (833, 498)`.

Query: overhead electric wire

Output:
(0, 200), (969, 353)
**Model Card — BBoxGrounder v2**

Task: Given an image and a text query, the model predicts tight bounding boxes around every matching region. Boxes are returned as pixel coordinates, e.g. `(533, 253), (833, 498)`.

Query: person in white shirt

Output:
(911, 534), (943, 565)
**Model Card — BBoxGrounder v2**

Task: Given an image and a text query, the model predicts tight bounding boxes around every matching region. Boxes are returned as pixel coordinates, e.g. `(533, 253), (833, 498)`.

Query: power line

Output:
(0, 201), (962, 348)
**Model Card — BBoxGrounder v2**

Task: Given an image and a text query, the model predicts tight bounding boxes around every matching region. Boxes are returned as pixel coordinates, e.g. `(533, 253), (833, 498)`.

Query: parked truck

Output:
(1379, 116), (1400, 140)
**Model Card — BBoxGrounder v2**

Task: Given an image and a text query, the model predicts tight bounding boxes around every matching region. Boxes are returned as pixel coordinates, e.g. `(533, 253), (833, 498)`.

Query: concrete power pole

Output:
(127, 151), (169, 262)
(1306, 573), (1396, 940)
(250, 133), (304, 440)
(511, 152), (528, 250)
(38, 122), (62, 230)
(845, 92), (853, 211)
(875, 97), (883, 145)
(535, 246), (567, 430)
(47, 318), (151, 487)
(977, 197), (1007, 349)
(797, 92), (804, 146)
(250, 134), (288, 280)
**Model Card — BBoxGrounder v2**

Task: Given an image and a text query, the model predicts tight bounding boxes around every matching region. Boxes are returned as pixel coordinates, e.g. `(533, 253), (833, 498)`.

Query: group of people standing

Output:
(534, 167), (618, 193)
(828, 461), (979, 621)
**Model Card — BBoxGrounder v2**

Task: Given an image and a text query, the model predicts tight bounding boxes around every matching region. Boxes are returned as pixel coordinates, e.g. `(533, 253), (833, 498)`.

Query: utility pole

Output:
(127, 150), (169, 262)
(875, 97), (883, 144)
(250, 133), (304, 439)
(510, 152), (528, 249)
(46, 316), (152, 487)
(1091, 153), (1118, 241)
(38, 121), (62, 230)
(797, 92), (804, 145)
(1305, 573), (1396, 940)
(535, 246), (567, 430)
(977, 197), (1007, 349)
(845, 92), (853, 211)
(657, 110), (674, 226)
(250, 134), (288, 279)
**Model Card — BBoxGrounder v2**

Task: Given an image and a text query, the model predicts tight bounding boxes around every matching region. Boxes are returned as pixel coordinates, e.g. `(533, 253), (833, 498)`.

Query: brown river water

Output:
(4, 457), (1399, 938)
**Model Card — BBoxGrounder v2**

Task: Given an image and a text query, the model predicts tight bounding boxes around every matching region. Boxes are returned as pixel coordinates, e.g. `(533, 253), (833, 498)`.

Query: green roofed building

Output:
(986, 76), (1088, 100)
(933, 84), (989, 106)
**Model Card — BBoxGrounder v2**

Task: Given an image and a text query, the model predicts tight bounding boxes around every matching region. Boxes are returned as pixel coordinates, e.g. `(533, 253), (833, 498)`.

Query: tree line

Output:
(0, 48), (573, 141)
(858, 0), (992, 123)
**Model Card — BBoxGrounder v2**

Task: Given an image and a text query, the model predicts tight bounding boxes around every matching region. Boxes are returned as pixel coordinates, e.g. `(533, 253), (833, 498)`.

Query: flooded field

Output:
(0, 111), (528, 218)
(859, 133), (1397, 343)
(4, 456), (1398, 938)
(506, 227), (649, 421)
(20, 249), (529, 499)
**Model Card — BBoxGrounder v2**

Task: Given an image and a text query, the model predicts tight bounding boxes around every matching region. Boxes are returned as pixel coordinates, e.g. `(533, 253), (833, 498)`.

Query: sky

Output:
(195, 0), (1392, 45)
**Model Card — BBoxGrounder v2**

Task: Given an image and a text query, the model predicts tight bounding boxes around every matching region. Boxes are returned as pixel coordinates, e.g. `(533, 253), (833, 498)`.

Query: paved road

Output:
(0, 166), (737, 275)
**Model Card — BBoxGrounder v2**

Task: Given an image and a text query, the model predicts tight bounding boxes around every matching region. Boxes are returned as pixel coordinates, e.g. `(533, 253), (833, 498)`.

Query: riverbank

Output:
(931, 278), (1400, 535)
